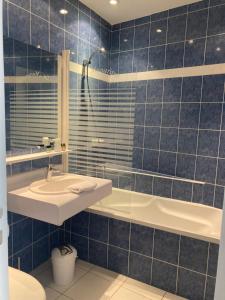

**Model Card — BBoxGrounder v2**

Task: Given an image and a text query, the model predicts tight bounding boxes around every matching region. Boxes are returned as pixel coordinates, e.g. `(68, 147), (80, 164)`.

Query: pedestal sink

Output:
(8, 173), (112, 225)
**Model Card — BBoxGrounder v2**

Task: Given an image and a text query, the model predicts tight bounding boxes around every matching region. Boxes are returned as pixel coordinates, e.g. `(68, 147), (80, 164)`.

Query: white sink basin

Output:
(9, 267), (46, 300)
(29, 174), (86, 195)
(8, 172), (112, 225)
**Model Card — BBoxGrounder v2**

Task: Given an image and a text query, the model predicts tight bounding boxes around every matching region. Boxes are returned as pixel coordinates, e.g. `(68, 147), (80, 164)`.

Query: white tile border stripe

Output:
(69, 60), (225, 83)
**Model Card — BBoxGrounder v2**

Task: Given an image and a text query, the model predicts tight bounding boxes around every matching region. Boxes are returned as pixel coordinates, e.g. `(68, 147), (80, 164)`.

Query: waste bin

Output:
(51, 245), (77, 286)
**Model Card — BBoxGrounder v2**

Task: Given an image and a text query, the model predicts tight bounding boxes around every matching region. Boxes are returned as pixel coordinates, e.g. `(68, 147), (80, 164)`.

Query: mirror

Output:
(4, 36), (60, 156)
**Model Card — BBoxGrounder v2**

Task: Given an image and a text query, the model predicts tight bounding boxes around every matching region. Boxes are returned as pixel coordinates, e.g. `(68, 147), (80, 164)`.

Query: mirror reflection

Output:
(4, 37), (60, 156)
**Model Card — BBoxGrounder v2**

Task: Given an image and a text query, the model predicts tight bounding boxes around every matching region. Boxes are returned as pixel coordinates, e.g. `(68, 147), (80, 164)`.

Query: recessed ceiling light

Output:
(156, 29), (162, 33)
(109, 0), (118, 5)
(59, 8), (68, 15)
(216, 47), (221, 52)
(188, 39), (194, 44)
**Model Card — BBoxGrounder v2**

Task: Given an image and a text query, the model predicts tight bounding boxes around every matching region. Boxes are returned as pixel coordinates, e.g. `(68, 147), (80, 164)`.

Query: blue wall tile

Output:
(158, 151), (177, 176)
(172, 181), (193, 201)
(143, 149), (159, 172)
(163, 78), (182, 102)
(180, 236), (209, 273)
(205, 34), (225, 65)
(13, 219), (32, 253)
(208, 243), (219, 277)
(109, 219), (130, 249)
(108, 245), (128, 275)
(184, 38), (206, 67)
(70, 212), (89, 237)
(153, 177), (172, 198)
(167, 15), (187, 43)
(188, 0), (209, 12)
(198, 130), (220, 157)
(178, 129), (198, 154)
(119, 51), (133, 73)
(31, 0), (49, 20)
(182, 76), (202, 102)
(195, 156), (217, 183)
(8, 4), (30, 44)
(133, 48), (148, 72)
(152, 260), (177, 293)
(205, 276), (216, 300)
(148, 45), (166, 70)
(145, 104), (162, 126)
(150, 20), (167, 46)
(135, 174), (153, 194)
(144, 126), (160, 149)
(180, 103), (200, 129)
(208, 5), (225, 35)
(129, 252), (152, 284)
(71, 233), (88, 260)
(120, 28), (134, 51)
(178, 268), (206, 300)
(89, 240), (107, 268)
(161, 103), (180, 127)
(176, 154), (196, 179)
(160, 128), (178, 152)
(147, 80), (163, 103)
(153, 230), (179, 264)
(33, 220), (49, 242)
(33, 236), (50, 269)
(202, 75), (225, 102)
(134, 24), (150, 49)
(200, 104), (222, 129)
(165, 42), (184, 69)
(89, 214), (109, 243)
(130, 223), (154, 256)
(186, 10), (208, 39)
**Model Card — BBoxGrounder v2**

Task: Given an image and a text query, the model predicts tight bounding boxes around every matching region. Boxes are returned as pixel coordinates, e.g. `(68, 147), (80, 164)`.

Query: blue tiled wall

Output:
(109, 0), (225, 208)
(110, 0), (225, 73)
(8, 211), (64, 272)
(127, 74), (225, 208)
(3, 0), (111, 69)
(63, 211), (219, 300)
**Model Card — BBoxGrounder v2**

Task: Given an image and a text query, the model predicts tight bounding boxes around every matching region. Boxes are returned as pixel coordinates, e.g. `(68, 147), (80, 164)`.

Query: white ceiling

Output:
(80, 0), (202, 25)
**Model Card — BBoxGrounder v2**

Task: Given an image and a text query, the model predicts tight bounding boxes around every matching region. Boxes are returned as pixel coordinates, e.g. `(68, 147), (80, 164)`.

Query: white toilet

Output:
(9, 267), (46, 300)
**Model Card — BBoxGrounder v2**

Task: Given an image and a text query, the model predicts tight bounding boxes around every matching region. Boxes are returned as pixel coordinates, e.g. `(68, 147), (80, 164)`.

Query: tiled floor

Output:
(31, 259), (186, 300)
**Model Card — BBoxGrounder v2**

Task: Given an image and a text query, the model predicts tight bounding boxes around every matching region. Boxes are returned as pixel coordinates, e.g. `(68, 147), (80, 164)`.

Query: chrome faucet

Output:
(46, 164), (59, 181)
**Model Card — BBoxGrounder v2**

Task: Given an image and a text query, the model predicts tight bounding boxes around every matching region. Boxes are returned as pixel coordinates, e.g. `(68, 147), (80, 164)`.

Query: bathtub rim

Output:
(87, 188), (222, 244)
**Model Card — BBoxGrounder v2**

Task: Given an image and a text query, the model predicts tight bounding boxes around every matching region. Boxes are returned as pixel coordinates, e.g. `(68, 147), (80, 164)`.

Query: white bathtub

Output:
(89, 188), (222, 244)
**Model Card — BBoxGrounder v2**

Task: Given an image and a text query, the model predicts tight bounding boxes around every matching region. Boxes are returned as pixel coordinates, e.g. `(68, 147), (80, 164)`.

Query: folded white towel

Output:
(68, 181), (97, 194)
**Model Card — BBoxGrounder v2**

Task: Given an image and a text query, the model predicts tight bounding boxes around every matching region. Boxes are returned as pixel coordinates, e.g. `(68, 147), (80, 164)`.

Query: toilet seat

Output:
(9, 267), (46, 300)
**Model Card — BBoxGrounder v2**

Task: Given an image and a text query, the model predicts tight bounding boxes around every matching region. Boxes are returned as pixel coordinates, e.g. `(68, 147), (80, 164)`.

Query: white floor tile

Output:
(49, 266), (88, 293)
(31, 260), (52, 277)
(91, 266), (127, 283)
(163, 292), (187, 300)
(123, 278), (165, 300)
(64, 272), (123, 300)
(111, 287), (150, 300)
(35, 264), (88, 294)
(45, 287), (61, 300)
(76, 259), (94, 271)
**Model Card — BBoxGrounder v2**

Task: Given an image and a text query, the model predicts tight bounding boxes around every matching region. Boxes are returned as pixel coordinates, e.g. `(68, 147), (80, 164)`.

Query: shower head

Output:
(88, 47), (106, 64)
(82, 47), (106, 78)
